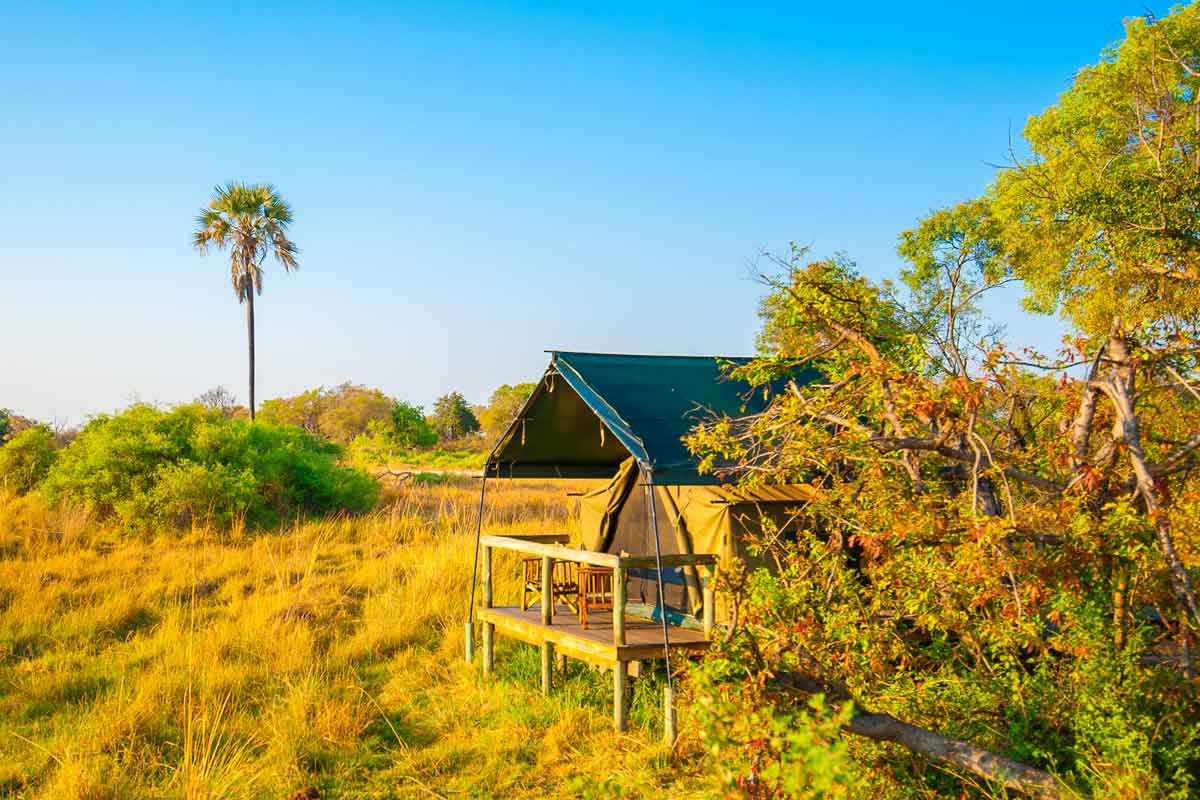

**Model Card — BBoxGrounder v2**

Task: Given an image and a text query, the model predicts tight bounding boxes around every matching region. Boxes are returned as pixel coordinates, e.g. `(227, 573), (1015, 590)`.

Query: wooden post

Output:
(664, 685), (677, 746)
(482, 622), (493, 675)
(541, 555), (553, 625)
(702, 577), (715, 640)
(613, 565), (627, 646)
(482, 546), (493, 608)
(541, 642), (553, 694)
(463, 621), (474, 663)
(613, 662), (627, 732)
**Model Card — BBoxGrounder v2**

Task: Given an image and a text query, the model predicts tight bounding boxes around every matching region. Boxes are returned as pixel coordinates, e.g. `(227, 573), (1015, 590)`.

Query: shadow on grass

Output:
(492, 640), (671, 737)
(23, 674), (113, 720)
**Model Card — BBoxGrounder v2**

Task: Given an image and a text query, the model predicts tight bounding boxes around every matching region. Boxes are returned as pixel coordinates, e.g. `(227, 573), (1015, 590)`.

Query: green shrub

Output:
(0, 426), (57, 493)
(42, 404), (378, 530)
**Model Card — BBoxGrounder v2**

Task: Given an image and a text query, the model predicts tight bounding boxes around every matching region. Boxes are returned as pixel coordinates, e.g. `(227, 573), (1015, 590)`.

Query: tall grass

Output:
(0, 480), (708, 798)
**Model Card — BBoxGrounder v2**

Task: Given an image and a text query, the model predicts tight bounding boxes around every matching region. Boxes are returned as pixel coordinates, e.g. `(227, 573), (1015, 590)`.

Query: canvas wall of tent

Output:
(485, 351), (818, 622)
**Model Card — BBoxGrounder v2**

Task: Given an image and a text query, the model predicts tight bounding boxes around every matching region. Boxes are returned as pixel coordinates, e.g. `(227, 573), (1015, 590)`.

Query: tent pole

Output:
(465, 473), (489, 662)
(643, 465), (674, 699)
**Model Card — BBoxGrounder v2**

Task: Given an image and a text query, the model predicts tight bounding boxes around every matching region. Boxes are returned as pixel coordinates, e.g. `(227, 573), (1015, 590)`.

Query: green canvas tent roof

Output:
(486, 351), (809, 485)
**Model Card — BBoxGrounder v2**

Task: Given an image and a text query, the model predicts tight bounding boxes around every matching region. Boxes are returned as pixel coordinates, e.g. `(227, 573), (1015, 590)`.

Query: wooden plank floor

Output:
(477, 605), (711, 663)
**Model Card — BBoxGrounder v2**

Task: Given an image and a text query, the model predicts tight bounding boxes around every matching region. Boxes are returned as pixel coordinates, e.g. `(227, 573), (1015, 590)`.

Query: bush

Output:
(0, 426), (57, 494)
(42, 404), (378, 531)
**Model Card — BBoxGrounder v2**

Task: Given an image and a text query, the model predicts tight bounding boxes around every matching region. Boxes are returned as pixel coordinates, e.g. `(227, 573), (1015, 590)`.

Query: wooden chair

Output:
(577, 566), (616, 629)
(521, 558), (579, 614)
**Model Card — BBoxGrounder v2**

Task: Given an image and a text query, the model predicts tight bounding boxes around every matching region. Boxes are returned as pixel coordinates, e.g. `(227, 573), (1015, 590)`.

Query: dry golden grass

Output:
(0, 480), (710, 799)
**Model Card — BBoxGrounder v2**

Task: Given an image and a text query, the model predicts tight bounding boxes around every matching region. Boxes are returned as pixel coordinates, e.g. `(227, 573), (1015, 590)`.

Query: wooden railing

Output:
(479, 534), (718, 645)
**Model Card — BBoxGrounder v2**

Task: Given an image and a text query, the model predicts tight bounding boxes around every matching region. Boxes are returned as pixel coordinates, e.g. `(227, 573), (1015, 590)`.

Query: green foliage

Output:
(694, 648), (862, 798)
(690, 183), (1200, 791)
(317, 385), (396, 444)
(988, 5), (1200, 336)
(41, 404), (377, 531)
(0, 409), (38, 446)
(380, 400), (438, 449)
(429, 392), (480, 441)
(193, 182), (298, 303)
(358, 447), (487, 471)
(478, 383), (536, 441)
(259, 383), (401, 444)
(0, 426), (57, 494)
(347, 401), (439, 464)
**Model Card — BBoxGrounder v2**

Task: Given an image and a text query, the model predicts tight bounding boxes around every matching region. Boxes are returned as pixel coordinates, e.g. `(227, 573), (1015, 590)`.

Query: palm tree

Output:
(193, 183), (299, 421)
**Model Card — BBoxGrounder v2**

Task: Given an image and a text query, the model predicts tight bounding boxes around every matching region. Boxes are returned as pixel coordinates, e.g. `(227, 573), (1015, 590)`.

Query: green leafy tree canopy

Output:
(0, 426), (57, 494)
(990, 5), (1200, 336)
(477, 383), (536, 441)
(429, 392), (480, 441)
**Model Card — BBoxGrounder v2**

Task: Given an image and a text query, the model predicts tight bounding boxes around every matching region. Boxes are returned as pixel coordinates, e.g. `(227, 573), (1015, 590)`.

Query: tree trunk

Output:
(1097, 329), (1199, 654)
(246, 285), (256, 421)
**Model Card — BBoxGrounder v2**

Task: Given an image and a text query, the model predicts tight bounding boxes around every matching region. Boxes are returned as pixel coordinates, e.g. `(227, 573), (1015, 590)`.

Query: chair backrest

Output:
(581, 568), (612, 598)
(553, 560), (577, 584)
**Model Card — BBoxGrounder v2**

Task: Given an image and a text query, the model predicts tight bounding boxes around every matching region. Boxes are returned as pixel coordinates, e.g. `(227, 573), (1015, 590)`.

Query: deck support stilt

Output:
(540, 555), (553, 626)
(541, 641), (553, 694)
(664, 685), (677, 746)
(613, 566), (627, 646)
(481, 544), (493, 674)
(463, 621), (474, 663)
(613, 662), (628, 732)
(702, 579), (715, 640)
(482, 623), (494, 675)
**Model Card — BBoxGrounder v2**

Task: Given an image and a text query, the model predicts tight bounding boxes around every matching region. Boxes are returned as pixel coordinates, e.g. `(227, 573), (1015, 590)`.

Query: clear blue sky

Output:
(0, 1), (1167, 425)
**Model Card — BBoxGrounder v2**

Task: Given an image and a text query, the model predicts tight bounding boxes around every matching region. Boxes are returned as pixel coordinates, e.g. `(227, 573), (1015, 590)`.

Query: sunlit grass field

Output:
(0, 480), (709, 799)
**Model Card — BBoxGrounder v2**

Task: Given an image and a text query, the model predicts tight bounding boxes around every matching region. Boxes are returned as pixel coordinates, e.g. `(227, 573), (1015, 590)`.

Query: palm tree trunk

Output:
(246, 285), (256, 421)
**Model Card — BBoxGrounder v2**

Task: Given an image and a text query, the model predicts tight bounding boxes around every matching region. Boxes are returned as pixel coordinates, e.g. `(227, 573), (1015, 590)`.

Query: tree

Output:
(315, 383), (395, 444)
(0, 409), (38, 445)
(257, 383), (399, 444)
(380, 400), (437, 449)
(429, 392), (480, 441)
(986, 5), (1200, 643)
(989, 6), (1200, 337)
(195, 386), (241, 418)
(258, 387), (325, 434)
(193, 183), (299, 421)
(0, 425), (56, 493)
(477, 382), (536, 441)
(684, 10), (1200, 795)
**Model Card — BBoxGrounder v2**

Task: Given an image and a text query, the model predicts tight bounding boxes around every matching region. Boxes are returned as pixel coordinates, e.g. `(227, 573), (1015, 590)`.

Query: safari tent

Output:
(465, 351), (817, 733)
(481, 351), (816, 621)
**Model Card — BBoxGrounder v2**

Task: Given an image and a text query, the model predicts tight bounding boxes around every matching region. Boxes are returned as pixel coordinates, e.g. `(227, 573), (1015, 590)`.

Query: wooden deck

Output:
(469, 534), (718, 733)
(477, 605), (711, 664)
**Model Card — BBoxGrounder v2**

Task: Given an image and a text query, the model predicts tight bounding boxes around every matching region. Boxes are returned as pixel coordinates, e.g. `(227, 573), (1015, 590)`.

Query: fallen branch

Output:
(771, 671), (1062, 799)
